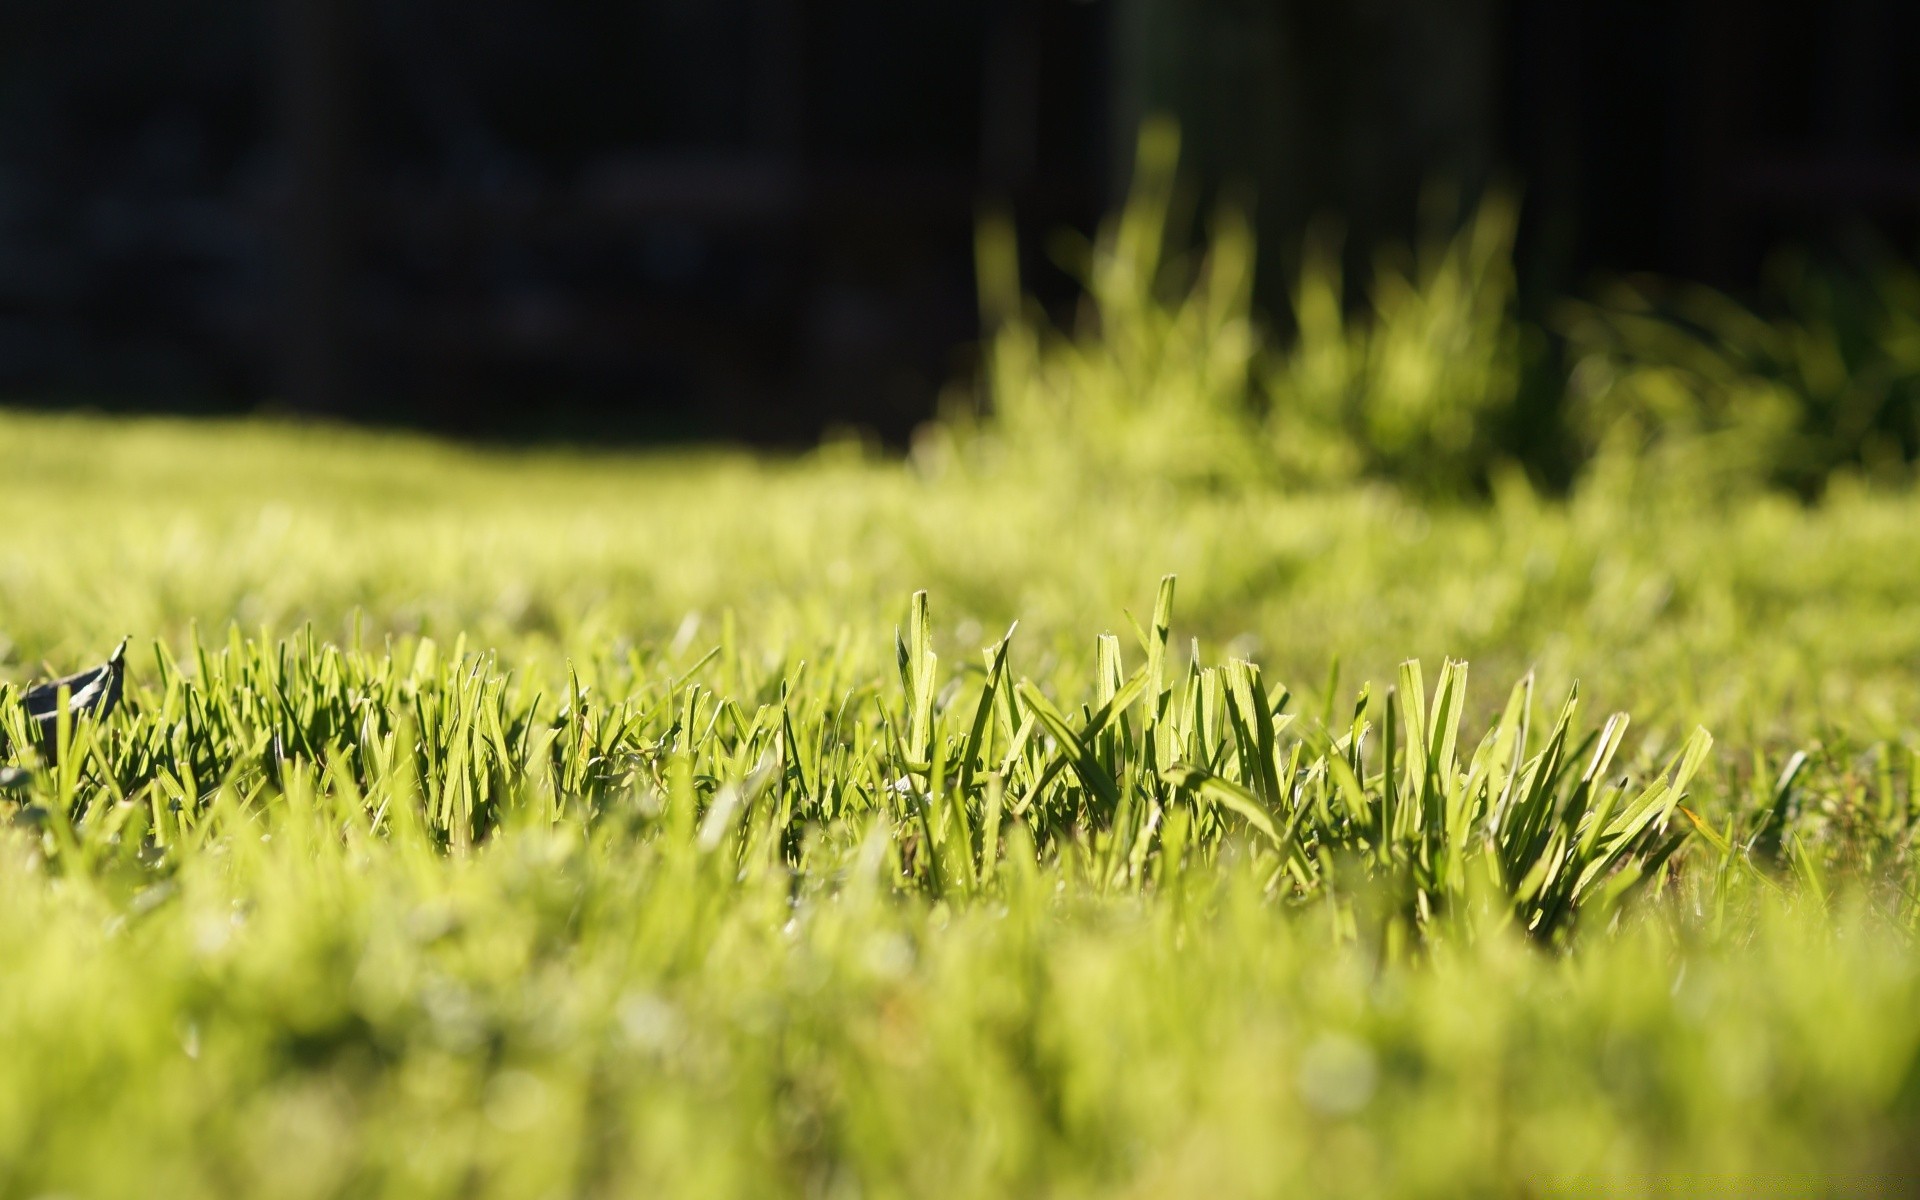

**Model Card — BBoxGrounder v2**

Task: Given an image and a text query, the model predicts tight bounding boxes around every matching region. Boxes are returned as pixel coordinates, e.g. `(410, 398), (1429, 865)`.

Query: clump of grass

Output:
(1564, 253), (1920, 497)
(2, 585), (1703, 947)
(959, 122), (1920, 505)
(941, 123), (1523, 495)
(946, 121), (1269, 487)
(1269, 198), (1522, 493)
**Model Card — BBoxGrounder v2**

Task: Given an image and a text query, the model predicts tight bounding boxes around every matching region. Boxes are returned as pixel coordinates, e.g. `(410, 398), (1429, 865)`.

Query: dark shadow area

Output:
(0, 0), (1915, 444)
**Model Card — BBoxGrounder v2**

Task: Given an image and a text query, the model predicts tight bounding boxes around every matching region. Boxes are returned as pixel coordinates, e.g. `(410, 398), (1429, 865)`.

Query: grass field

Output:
(1, 401), (1919, 1197)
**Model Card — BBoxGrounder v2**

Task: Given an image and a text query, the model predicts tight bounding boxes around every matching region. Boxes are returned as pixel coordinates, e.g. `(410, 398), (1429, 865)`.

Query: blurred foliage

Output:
(936, 123), (1520, 496)
(946, 124), (1920, 504)
(1268, 197), (1520, 493)
(940, 122), (1269, 488)
(1564, 254), (1920, 498)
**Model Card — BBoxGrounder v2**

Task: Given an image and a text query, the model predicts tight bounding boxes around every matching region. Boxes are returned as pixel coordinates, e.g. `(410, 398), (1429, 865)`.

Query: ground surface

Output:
(2, 410), (1919, 1197)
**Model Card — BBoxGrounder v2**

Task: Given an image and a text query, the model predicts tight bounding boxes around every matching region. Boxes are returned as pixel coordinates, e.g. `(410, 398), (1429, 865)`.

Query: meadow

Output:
(5, 143), (1920, 1195)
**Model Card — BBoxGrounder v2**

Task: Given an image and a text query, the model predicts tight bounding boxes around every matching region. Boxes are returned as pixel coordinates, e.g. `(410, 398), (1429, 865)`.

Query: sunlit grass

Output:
(0, 405), (1919, 1194)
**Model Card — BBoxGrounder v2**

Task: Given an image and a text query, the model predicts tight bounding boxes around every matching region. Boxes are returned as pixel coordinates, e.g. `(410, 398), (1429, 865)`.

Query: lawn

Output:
(1, 402), (1919, 1197)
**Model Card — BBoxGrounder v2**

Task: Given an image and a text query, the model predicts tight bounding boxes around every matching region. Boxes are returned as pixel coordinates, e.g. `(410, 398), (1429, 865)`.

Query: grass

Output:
(947, 122), (1524, 494)
(5, 132), (1920, 1194)
(1, 407), (1919, 1196)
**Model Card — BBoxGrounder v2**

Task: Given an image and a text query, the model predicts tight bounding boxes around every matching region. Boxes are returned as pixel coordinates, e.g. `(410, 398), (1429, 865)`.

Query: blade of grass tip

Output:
(1319, 654), (1341, 730)
(1670, 726), (1713, 797)
(1483, 673), (1532, 829)
(1218, 664), (1255, 786)
(898, 591), (936, 767)
(999, 709), (1039, 797)
(1196, 668), (1230, 773)
(1650, 727), (1714, 835)
(1512, 684), (1580, 849)
(670, 644), (723, 693)
(1580, 713), (1630, 792)
(1429, 660), (1469, 804)
(1147, 575), (1176, 718)
(1345, 685), (1369, 773)
(1397, 660), (1430, 806)
(1250, 664), (1286, 804)
(1172, 656), (1200, 762)
(895, 627), (912, 701)
(907, 588), (929, 653)
(1568, 713), (1631, 858)
(1042, 667), (1152, 758)
(1095, 634), (1125, 771)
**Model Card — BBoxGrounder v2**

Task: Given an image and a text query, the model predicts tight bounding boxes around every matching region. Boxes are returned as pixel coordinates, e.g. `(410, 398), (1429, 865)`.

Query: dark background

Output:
(2, 0), (1916, 443)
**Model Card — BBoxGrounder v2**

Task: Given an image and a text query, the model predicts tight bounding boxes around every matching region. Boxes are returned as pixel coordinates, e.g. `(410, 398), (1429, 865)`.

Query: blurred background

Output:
(2, 0), (1916, 444)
